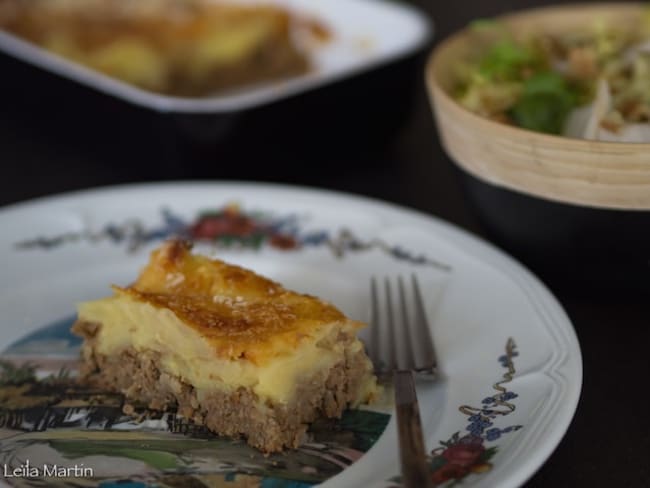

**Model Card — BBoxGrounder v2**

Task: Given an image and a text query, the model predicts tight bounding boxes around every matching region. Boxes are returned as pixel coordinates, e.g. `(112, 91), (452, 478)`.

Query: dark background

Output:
(2, 0), (649, 486)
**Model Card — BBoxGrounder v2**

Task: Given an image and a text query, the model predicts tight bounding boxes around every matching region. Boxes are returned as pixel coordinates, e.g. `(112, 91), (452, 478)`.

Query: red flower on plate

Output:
(441, 440), (485, 467)
(190, 206), (257, 239)
(430, 463), (471, 485)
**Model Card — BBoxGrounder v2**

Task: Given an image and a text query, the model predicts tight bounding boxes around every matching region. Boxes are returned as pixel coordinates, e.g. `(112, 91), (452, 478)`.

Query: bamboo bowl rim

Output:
(425, 2), (650, 210)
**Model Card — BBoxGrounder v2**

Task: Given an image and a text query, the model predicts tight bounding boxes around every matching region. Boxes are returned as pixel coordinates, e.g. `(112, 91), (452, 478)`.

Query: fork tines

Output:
(369, 274), (437, 378)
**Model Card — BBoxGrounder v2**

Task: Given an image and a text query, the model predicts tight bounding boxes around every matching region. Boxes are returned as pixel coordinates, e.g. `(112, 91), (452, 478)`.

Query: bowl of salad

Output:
(427, 3), (650, 295)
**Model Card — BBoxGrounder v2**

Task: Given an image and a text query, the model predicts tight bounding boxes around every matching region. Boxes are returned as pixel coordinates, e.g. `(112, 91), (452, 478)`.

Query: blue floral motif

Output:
(500, 391), (518, 401)
(485, 428), (501, 441)
(466, 417), (493, 436)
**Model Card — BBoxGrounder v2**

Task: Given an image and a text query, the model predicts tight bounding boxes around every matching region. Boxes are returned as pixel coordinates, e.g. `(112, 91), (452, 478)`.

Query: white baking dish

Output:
(0, 0), (432, 113)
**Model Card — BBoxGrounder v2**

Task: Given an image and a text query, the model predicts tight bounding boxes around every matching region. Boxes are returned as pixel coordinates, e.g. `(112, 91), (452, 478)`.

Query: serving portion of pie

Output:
(72, 240), (378, 452)
(0, 0), (313, 96)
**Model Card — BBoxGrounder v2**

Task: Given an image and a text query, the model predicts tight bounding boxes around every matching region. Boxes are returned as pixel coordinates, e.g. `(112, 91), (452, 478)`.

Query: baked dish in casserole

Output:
(0, 0), (312, 96)
(72, 240), (378, 452)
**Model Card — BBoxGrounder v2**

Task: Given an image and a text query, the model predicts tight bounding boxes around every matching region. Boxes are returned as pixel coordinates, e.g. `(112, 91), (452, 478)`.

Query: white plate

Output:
(0, 183), (581, 488)
(0, 0), (432, 113)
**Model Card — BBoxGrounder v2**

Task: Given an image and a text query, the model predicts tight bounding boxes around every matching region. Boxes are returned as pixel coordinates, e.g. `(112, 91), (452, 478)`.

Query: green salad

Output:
(455, 11), (650, 140)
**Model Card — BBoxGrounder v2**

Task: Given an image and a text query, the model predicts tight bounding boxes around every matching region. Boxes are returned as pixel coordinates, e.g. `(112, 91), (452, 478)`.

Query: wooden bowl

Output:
(426, 3), (650, 295)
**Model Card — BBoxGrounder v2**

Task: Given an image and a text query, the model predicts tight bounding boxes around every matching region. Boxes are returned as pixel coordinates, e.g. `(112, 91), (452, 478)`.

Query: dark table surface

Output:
(2, 0), (649, 486)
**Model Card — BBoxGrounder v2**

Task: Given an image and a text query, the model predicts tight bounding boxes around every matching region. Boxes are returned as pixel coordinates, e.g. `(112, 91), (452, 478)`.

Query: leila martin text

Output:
(3, 460), (93, 478)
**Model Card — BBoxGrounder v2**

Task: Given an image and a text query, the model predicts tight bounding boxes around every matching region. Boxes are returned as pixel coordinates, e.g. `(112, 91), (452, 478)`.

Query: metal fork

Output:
(369, 275), (437, 488)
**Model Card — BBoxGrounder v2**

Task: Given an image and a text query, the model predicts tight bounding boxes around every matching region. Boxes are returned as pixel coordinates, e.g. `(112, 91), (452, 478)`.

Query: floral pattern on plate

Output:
(15, 203), (450, 270)
(388, 339), (522, 487)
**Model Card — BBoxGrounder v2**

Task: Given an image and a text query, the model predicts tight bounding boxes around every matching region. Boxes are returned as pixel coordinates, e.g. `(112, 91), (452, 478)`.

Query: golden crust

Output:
(110, 240), (360, 364)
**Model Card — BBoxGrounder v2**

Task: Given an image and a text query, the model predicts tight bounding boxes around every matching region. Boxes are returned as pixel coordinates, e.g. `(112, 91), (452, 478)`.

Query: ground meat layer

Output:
(72, 320), (372, 452)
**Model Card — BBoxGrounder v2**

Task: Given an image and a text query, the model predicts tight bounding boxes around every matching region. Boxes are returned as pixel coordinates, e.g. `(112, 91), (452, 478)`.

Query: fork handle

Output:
(394, 370), (433, 488)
